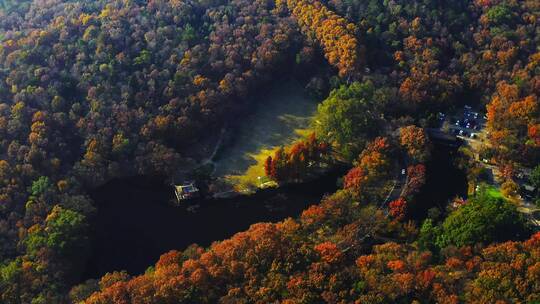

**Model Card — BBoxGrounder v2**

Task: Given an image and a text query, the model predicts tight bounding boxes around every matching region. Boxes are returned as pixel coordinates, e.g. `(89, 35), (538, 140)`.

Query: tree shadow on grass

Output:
(213, 80), (318, 186)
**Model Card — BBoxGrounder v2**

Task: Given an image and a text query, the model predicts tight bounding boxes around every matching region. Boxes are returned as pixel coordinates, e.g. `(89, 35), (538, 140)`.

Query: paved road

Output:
(381, 159), (408, 211)
(385, 170), (407, 204)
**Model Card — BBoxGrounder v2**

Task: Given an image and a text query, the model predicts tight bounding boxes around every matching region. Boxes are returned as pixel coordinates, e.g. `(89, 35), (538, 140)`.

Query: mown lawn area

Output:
(213, 79), (318, 190)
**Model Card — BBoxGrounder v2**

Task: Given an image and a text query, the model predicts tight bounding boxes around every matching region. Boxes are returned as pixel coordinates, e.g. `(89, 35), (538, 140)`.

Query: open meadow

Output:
(213, 80), (317, 190)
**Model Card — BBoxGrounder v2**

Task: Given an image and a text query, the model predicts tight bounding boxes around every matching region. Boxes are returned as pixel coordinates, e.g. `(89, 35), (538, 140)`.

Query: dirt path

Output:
(201, 127), (227, 174)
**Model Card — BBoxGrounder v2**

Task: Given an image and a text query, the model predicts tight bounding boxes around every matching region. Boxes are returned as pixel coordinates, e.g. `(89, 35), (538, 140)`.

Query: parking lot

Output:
(438, 105), (486, 141)
(437, 106), (540, 228)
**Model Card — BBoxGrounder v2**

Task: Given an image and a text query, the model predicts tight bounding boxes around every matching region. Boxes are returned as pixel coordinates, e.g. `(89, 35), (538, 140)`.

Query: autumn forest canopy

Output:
(0, 0), (539, 303)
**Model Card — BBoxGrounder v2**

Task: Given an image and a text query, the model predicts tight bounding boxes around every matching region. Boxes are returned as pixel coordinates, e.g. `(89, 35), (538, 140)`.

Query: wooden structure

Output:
(174, 182), (199, 203)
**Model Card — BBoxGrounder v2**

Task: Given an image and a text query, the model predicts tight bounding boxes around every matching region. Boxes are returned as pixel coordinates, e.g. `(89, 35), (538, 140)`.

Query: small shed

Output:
(523, 184), (537, 195)
(174, 182), (199, 203)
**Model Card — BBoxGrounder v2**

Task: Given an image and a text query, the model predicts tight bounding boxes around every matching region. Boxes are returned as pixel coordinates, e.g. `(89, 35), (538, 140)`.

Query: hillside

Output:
(0, 0), (538, 303)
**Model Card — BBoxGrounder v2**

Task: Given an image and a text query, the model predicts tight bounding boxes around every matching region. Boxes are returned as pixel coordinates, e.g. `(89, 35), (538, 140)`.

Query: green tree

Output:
(26, 206), (89, 258)
(530, 165), (540, 192)
(0, 0), (31, 13)
(436, 191), (528, 248)
(0, 258), (23, 303)
(45, 206), (88, 256)
(417, 219), (440, 253)
(486, 4), (515, 25)
(313, 81), (381, 161)
(30, 176), (51, 197)
(531, 165), (540, 206)
(181, 24), (197, 43)
(134, 50), (151, 65)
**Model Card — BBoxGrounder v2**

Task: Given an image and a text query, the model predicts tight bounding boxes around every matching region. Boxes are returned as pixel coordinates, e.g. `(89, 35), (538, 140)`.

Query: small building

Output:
(524, 184), (536, 193)
(520, 184), (537, 202)
(257, 176), (278, 189)
(174, 182), (199, 203)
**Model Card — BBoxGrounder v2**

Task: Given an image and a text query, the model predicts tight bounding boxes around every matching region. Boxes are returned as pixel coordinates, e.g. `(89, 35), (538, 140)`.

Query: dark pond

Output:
(81, 169), (344, 280)
(81, 142), (466, 281)
(410, 142), (468, 219)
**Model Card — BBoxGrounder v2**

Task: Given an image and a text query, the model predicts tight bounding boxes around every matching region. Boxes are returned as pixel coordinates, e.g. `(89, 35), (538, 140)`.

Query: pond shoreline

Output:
(79, 140), (467, 283)
(81, 166), (347, 281)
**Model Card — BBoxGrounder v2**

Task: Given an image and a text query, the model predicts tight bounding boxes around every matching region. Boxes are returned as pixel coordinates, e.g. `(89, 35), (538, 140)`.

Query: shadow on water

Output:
(409, 142), (468, 220)
(81, 142), (466, 281)
(81, 169), (345, 281)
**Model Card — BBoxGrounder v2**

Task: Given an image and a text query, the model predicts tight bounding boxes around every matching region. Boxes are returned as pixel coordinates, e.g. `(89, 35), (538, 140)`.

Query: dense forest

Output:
(0, 0), (539, 303)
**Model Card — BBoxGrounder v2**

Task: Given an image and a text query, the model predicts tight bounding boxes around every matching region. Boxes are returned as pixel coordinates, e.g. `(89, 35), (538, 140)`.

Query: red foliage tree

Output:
(343, 167), (366, 191)
(314, 242), (343, 264)
(264, 156), (273, 177)
(265, 134), (330, 182)
(389, 197), (407, 220)
(403, 164), (426, 197)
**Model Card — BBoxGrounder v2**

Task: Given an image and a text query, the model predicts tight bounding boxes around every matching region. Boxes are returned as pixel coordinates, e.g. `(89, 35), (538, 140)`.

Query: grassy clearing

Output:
(213, 79), (318, 190)
(484, 185), (505, 200)
(224, 146), (279, 191)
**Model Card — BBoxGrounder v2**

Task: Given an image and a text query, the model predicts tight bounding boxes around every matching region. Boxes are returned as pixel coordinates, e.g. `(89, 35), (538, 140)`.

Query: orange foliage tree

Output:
(343, 137), (393, 201)
(283, 0), (360, 77)
(265, 133), (330, 182)
(399, 125), (430, 163)
(486, 81), (539, 165)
